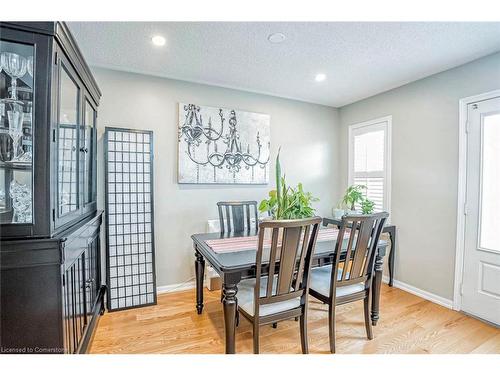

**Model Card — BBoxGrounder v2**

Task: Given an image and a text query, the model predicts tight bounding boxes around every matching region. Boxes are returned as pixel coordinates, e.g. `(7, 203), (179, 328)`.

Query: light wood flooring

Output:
(89, 284), (500, 354)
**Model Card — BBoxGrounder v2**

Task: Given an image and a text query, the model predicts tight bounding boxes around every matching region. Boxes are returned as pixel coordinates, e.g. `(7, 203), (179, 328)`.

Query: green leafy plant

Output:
(360, 198), (375, 214)
(259, 149), (319, 219)
(341, 184), (376, 214)
(341, 184), (366, 211)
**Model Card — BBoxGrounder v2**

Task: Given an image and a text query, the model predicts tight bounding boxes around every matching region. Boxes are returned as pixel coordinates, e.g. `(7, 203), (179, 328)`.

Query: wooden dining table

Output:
(191, 227), (388, 354)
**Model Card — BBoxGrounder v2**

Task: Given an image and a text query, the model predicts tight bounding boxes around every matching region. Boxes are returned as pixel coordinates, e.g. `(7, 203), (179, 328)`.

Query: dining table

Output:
(191, 224), (388, 354)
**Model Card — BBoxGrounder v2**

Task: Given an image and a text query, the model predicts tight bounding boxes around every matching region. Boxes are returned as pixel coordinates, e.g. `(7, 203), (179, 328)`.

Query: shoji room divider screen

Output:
(104, 127), (157, 311)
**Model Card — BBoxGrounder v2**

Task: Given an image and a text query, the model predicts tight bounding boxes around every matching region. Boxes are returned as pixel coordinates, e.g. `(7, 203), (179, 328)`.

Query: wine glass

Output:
(7, 110), (24, 161)
(27, 56), (33, 77)
(0, 52), (28, 100)
(9, 179), (32, 223)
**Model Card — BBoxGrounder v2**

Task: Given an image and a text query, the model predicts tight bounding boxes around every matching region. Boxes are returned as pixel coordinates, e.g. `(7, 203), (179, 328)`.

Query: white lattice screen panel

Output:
(104, 127), (156, 311)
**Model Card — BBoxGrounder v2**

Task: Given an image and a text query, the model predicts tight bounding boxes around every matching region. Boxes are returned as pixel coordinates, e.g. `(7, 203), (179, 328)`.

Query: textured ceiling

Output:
(68, 22), (500, 107)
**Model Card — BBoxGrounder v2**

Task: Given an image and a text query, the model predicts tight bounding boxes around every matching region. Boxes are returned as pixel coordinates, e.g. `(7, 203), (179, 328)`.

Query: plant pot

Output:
(332, 208), (345, 219)
(345, 209), (361, 215)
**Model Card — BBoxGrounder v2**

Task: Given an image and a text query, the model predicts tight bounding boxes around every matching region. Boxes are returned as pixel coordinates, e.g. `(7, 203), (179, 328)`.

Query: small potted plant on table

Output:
(335, 184), (376, 217)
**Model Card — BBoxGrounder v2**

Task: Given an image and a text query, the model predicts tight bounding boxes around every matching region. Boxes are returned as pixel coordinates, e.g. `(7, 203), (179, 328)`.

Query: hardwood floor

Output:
(89, 284), (500, 354)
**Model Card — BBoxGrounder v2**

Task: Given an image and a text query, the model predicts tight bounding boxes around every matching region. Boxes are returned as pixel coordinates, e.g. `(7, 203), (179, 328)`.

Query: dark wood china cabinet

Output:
(0, 22), (105, 354)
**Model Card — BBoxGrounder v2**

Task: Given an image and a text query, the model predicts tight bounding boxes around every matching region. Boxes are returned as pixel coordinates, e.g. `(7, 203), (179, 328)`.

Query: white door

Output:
(462, 96), (500, 326)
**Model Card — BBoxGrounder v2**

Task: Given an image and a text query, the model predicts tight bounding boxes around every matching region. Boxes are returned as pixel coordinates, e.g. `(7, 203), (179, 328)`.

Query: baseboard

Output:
(157, 269), (218, 295)
(157, 280), (197, 294)
(382, 275), (453, 309)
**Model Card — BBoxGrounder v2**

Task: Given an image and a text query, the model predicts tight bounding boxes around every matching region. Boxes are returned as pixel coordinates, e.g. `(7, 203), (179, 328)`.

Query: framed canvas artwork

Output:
(178, 103), (270, 184)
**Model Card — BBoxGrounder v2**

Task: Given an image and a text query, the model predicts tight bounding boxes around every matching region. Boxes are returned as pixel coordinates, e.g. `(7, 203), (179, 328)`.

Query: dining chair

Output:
(236, 216), (322, 354)
(215, 201), (260, 302)
(217, 201), (259, 233)
(309, 212), (389, 353)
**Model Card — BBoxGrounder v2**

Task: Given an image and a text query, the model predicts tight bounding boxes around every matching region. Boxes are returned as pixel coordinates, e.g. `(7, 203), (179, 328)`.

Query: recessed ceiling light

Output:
(268, 32), (286, 44)
(315, 73), (326, 82)
(151, 35), (166, 46)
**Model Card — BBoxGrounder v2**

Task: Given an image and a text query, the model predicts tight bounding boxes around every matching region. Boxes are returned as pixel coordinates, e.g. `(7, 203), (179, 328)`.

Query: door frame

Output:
(454, 89), (500, 311)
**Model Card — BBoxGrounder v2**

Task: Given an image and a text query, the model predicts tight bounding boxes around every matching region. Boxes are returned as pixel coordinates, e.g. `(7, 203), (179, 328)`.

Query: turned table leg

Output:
(371, 252), (383, 326)
(386, 226), (396, 287)
(222, 273), (240, 354)
(195, 248), (205, 314)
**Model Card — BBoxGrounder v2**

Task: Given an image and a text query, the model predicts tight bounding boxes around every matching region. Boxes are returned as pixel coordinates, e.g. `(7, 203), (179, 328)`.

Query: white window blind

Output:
(349, 117), (391, 213)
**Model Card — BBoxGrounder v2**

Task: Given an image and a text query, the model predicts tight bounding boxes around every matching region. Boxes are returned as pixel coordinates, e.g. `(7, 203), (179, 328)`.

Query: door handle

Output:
(80, 147), (88, 153)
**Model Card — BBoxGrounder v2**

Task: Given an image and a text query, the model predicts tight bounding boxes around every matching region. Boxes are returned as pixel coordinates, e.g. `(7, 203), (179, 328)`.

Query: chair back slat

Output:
(225, 205), (232, 232)
(276, 227), (302, 295)
(218, 205), (224, 233)
(255, 217), (322, 313)
(232, 205), (244, 232)
(331, 212), (389, 295)
(350, 219), (374, 278)
(265, 228), (280, 298)
(340, 220), (357, 280)
(246, 204), (251, 232)
(217, 201), (259, 233)
(294, 224), (311, 292)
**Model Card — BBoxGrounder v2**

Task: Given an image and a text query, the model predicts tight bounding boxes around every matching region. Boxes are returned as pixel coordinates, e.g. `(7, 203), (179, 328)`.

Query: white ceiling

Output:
(68, 22), (500, 107)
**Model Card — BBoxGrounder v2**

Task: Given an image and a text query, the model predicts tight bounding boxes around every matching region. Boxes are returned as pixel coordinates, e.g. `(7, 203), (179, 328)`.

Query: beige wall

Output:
(338, 52), (500, 300)
(94, 67), (340, 287)
(93, 51), (500, 300)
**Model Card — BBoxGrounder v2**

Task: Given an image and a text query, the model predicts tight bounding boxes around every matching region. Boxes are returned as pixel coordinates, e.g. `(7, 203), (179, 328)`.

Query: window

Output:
(348, 116), (392, 213)
(479, 112), (500, 251)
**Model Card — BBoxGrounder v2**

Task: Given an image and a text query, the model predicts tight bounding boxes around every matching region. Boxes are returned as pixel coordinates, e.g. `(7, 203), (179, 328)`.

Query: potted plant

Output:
(259, 148), (318, 220)
(341, 184), (366, 212)
(360, 197), (375, 214)
(338, 184), (376, 215)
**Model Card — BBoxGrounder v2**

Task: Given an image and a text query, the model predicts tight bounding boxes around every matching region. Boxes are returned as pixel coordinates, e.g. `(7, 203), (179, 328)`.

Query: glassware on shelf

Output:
(9, 179), (32, 223)
(0, 188), (5, 215)
(0, 52), (28, 101)
(27, 56), (33, 77)
(7, 109), (24, 161)
(0, 128), (11, 162)
(7, 86), (32, 102)
(16, 150), (32, 163)
(21, 102), (33, 156)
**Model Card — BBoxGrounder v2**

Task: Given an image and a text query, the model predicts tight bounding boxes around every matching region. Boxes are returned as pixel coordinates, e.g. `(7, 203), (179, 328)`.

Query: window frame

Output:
(348, 115), (392, 215)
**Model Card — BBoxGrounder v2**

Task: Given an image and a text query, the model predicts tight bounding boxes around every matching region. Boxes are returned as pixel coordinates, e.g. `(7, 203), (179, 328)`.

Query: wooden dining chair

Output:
(217, 201), (259, 233)
(236, 216), (322, 354)
(215, 201), (260, 302)
(309, 212), (389, 353)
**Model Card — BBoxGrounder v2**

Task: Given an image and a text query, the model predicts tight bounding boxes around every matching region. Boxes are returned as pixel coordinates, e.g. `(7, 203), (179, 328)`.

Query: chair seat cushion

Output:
(237, 276), (301, 317)
(310, 265), (365, 298)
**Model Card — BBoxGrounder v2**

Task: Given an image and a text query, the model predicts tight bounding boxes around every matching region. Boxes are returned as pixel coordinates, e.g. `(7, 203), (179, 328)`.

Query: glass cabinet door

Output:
(57, 64), (80, 218)
(83, 99), (96, 206)
(0, 40), (34, 225)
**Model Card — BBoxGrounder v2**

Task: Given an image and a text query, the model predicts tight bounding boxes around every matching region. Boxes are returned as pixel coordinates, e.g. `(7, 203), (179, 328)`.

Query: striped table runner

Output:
(206, 228), (342, 254)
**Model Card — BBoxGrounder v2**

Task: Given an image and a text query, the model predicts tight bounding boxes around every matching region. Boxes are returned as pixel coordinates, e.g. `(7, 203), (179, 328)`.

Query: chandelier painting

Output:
(178, 103), (270, 184)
